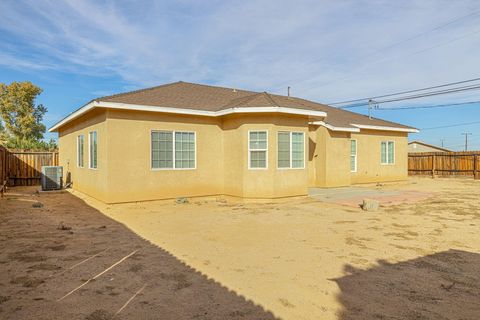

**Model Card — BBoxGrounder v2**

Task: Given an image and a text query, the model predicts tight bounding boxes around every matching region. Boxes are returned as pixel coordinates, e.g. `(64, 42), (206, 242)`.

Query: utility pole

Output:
(440, 139), (445, 147)
(368, 99), (378, 119)
(462, 132), (472, 151)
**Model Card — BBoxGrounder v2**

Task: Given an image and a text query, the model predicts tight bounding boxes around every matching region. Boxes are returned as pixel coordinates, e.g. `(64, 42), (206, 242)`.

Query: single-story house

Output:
(408, 140), (451, 153)
(49, 81), (418, 203)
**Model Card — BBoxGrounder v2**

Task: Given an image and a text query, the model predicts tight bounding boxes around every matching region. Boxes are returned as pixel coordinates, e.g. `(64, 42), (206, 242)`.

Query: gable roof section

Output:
(408, 140), (452, 152)
(49, 81), (418, 133)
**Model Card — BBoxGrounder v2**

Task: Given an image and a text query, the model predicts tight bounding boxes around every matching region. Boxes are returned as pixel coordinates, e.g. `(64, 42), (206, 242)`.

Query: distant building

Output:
(408, 140), (451, 153)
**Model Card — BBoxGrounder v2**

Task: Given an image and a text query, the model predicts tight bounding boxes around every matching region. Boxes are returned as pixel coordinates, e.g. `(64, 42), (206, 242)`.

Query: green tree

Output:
(0, 81), (52, 150)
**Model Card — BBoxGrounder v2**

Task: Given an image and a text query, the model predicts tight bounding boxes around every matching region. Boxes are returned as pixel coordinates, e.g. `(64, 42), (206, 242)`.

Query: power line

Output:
(421, 121), (480, 130)
(302, 23), (480, 93)
(338, 84), (480, 108)
(329, 77), (480, 105)
(373, 100), (480, 110)
(270, 10), (480, 93)
(373, 11), (480, 54)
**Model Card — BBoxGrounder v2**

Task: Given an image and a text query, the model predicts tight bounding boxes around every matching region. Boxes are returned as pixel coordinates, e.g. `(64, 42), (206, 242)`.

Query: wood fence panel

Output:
(4, 150), (59, 186)
(409, 151), (480, 179)
(0, 146), (6, 195)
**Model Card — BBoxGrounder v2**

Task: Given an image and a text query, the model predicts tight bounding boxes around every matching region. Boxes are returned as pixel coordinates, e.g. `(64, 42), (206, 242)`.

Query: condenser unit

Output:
(41, 166), (63, 191)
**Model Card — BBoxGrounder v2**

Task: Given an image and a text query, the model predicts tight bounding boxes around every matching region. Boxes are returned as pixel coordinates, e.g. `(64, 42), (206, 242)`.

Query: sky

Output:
(0, 0), (479, 150)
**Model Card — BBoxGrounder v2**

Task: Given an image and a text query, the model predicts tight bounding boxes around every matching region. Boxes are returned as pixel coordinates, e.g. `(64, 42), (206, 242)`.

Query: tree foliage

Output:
(0, 81), (56, 150)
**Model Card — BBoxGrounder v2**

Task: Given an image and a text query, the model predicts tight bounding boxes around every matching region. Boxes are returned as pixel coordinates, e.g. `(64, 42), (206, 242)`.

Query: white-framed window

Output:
(350, 139), (357, 172)
(77, 135), (84, 167)
(248, 130), (268, 169)
(151, 131), (196, 169)
(88, 131), (97, 169)
(381, 141), (395, 164)
(278, 131), (305, 169)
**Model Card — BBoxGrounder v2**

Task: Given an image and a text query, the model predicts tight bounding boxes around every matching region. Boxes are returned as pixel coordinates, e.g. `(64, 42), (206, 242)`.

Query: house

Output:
(408, 140), (451, 153)
(49, 81), (418, 203)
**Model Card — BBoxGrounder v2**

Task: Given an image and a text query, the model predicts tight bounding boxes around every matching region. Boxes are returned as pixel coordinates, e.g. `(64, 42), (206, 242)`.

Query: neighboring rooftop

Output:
(50, 81), (418, 132)
(408, 140), (452, 153)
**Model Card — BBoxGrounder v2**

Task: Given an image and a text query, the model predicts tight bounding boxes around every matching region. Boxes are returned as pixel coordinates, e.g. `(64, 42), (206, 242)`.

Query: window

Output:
(381, 141), (395, 164)
(350, 139), (357, 172)
(151, 131), (195, 169)
(248, 131), (267, 169)
(278, 131), (305, 169)
(88, 131), (97, 169)
(77, 135), (84, 167)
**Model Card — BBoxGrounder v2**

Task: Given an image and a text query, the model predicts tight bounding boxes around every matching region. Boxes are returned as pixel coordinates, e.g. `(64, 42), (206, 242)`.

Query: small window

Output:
(249, 131), (267, 169)
(350, 139), (357, 172)
(381, 141), (395, 164)
(151, 131), (195, 169)
(77, 135), (84, 167)
(89, 131), (97, 169)
(278, 131), (305, 169)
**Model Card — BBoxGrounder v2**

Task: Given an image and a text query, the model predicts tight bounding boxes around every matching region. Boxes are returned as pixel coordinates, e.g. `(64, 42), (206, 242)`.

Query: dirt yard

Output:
(1, 178), (479, 319)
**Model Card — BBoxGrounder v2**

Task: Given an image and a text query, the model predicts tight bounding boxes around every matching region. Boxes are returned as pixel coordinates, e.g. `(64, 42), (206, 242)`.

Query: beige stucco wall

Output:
(58, 109), (109, 202)
(350, 130), (408, 184)
(308, 126), (351, 187)
(105, 109), (225, 203)
(58, 109), (310, 203)
(308, 126), (408, 187)
(222, 114), (309, 198)
(57, 108), (409, 203)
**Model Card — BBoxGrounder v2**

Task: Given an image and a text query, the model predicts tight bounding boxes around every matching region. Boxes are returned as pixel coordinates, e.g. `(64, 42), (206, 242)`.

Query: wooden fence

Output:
(0, 147), (59, 194)
(0, 146), (7, 195)
(408, 151), (480, 179)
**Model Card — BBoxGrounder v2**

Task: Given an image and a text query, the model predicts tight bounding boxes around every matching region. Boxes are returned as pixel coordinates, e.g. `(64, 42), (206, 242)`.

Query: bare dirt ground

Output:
(0, 188), (276, 320)
(1, 178), (479, 320)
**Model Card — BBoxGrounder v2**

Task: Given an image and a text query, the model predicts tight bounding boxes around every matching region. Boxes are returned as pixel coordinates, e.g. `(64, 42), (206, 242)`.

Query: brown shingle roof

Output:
(97, 81), (415, 130)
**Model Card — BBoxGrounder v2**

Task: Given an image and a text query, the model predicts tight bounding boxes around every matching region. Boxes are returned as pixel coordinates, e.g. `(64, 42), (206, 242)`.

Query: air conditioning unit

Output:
(41, 166), (63, 191)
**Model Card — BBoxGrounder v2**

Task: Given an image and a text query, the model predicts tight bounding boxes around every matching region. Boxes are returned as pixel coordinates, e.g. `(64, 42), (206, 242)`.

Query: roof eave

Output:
(310, 121), (360, 133)
(49, 101), (327, 132)
(351, 124), (419, 133)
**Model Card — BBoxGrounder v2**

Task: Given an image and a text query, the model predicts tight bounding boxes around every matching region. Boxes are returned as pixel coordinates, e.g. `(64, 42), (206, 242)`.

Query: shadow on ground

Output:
(333, 249), (480, 320)
(0, 187), (277, 320)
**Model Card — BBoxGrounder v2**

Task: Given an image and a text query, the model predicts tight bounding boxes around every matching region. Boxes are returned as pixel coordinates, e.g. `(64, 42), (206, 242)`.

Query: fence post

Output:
(431, 154), (436, 178)
(474, 155), (478, 179)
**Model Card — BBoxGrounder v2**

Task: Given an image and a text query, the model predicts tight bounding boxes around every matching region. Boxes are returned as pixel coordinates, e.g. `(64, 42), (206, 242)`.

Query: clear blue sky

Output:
(1, 1), (479, 150)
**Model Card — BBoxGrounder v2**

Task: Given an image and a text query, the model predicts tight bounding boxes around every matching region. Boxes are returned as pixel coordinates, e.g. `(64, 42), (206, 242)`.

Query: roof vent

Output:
(287, 86), (291, 98)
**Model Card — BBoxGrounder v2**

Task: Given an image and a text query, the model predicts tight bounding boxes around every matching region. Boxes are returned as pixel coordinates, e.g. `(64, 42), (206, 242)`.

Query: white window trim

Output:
(77, 134), (84, 168)
(381, 140), (395, 165)
(150, 130), (197, 171)
(88, 131), (98, 170)
(350, 139), (357, 172)
(277, 131), (305, 170)
(248, 130), (268, 170)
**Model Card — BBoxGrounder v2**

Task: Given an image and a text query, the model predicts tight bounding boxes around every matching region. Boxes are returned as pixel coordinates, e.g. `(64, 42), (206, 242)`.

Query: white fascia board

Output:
(309, 121), (360, 132)
(49, 101), (96, 132)
(49, 101), (327, 132)
(217, 106), (326, 117)
(95, 101), (218, 116)
(351, 124), (419, 133)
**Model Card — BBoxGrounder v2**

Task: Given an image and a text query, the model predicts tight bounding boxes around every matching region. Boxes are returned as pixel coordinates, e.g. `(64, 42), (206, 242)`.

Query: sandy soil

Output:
(1, 178), (479, 319)
(83, 177), (480, 320)
(0, 188), (276, 319)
